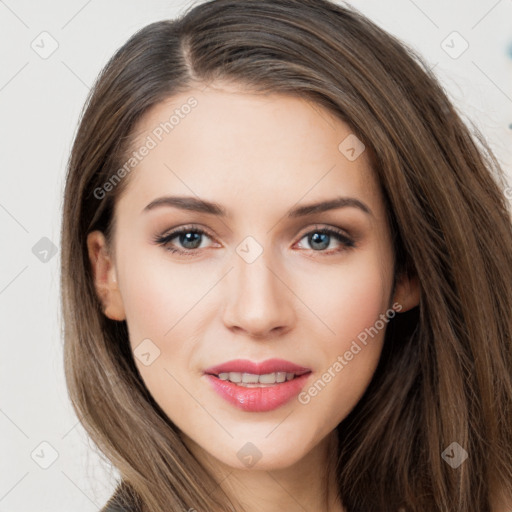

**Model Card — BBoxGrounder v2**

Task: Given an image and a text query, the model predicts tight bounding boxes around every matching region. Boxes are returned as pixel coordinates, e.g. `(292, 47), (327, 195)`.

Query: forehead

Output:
(118, 84), (381, 220)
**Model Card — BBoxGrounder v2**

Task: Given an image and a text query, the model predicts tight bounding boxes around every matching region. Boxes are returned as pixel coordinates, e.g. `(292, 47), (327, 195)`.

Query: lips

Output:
(202, 358), (313, 412)
(203, 358), (311, 376)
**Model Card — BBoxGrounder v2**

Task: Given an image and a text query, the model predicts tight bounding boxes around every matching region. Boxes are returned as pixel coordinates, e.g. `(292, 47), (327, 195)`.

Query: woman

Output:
(60, 0), (512, 510)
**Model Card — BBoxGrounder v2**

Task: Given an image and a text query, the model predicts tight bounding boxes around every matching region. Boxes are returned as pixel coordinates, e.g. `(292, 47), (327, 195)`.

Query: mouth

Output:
(206, 369), (311, 387)
(202, 358), (313, 412)
(203, 357), (312, 385)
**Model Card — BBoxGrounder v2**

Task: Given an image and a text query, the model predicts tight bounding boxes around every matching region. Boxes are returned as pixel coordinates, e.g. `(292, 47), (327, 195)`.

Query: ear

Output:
(86, 230), (126, 321)
(392, 271), (420, 313)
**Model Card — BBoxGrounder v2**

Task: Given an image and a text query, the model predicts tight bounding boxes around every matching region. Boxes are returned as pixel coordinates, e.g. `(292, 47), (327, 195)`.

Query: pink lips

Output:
(203, 358), (311, 376)
(203, 358), (312, 413)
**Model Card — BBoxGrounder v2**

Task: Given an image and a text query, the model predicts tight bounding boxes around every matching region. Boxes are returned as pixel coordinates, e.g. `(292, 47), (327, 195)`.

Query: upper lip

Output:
(203, 358), (312, 376)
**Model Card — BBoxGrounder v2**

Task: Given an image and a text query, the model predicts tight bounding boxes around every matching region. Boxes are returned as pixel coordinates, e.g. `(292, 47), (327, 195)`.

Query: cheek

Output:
(116, 251), (206, 416)
(300, 254), (391, 345)
(118, 248), (205, 343)
(116, 247), (224, 396)
(296, 253), (392, 424)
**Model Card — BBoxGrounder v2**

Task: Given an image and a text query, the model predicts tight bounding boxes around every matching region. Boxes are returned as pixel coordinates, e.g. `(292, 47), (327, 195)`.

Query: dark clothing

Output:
(103, 502), (128, 512)
(101, 484), (137, 512)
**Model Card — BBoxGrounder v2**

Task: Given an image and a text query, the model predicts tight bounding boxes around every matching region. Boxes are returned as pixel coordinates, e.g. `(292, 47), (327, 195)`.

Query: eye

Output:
(153, 224), (214, 255)
(153, 223), (356, 256)
(295, 225), (355, 255)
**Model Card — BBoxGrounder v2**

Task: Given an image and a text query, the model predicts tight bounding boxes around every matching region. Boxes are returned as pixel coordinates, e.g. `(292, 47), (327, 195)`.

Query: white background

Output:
(1, 0), (511, 510)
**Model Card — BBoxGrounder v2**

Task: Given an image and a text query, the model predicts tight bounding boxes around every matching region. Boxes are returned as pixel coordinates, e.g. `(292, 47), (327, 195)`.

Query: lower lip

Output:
(203, 373), (311, 412)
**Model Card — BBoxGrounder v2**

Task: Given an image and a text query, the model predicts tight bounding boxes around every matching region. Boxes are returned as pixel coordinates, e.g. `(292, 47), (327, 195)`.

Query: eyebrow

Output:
(141, 195), (373, 218)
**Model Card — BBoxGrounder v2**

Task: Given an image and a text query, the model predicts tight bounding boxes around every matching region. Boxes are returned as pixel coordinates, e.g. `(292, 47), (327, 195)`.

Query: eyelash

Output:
(153, 224), (356, 257)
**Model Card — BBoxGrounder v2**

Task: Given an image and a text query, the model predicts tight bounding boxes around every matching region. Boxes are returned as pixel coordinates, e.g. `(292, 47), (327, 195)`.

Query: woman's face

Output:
(87, 83), (418, 472)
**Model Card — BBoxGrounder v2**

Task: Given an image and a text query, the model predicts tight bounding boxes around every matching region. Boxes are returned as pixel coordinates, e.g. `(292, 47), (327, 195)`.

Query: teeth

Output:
(276, 372), (287, 383)
(242, 373), (259, 384)
(228, 372), (242, 383)
(217, 371), (299, 386)
(258, 373), (276, 384)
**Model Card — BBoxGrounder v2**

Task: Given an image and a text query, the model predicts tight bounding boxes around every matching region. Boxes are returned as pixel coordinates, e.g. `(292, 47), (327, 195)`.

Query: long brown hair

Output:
(60, 0), (512, 510)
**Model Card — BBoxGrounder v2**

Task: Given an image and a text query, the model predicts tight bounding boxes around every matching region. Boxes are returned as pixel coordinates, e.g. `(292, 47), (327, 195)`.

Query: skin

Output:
(87, 82), (420, 512)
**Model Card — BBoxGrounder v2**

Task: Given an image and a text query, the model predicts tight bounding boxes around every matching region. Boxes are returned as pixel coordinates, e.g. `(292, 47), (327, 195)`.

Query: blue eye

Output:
(297, 226), (355, 253)
(154, 226), (212, 254)
(153, 224), (355, 256)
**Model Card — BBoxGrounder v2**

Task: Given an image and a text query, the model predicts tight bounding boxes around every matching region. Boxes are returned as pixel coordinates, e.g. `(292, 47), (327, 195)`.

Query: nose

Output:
(221, 246), (296, 339)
